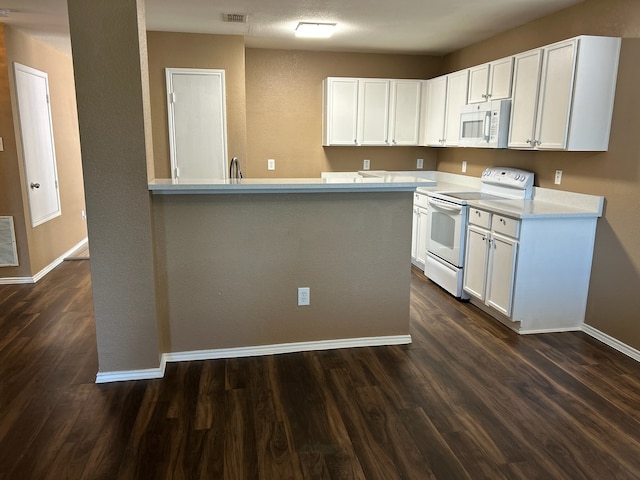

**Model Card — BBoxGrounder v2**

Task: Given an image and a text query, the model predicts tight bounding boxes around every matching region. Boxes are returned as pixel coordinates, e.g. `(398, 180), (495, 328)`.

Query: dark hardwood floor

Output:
(1, 260), (640, 479)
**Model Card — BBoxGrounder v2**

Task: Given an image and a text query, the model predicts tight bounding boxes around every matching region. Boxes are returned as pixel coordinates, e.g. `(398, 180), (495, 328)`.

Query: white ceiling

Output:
(1, 0), (583, 56)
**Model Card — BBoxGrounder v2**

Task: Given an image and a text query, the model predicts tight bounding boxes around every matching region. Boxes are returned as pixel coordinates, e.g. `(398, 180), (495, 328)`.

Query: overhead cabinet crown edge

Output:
(322, 77), (422, 146)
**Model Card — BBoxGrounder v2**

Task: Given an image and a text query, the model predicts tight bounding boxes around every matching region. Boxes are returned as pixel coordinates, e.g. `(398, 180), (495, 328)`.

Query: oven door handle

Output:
(427, 198), (464, 213)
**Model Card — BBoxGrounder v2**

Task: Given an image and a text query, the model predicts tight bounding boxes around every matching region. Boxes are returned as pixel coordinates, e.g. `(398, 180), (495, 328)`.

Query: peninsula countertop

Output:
(149, 172), (436, 194)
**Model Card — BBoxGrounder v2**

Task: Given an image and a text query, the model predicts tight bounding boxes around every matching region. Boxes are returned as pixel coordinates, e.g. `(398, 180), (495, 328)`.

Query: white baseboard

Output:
(96, 356), (167, 384)
(95, 334), (412, 383)
(0, 237), (88, 285)
(582, 324), (640, 363)
(165, 335), (412, 363)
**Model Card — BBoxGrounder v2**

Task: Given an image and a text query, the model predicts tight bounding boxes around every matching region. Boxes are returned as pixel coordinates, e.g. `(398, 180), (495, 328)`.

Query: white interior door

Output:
(14, 63), (61, 227)
(166, 68), (228, 180)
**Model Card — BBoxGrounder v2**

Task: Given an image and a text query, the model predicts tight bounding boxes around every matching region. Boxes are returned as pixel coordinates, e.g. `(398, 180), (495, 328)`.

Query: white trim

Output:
(0, 237), (88, 284)
(582, 324), (640, 363)
(96, 356), (167, 384)
(519, 326), (582, 335)
(165, 335), (412, 363)
(94, 335), (412, 383)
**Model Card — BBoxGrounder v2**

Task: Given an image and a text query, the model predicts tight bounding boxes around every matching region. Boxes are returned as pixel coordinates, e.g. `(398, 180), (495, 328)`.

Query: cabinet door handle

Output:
(30, 182), (41, 189)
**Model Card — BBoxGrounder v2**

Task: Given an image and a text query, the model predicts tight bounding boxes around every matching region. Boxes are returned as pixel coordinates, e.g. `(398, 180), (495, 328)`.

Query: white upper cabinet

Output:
(420, 70), (468, 147)
(358, 79), (391, 146)
(389, 80), (422, 145)
(323, 77), (422, 146)
(468, 56), (514, 103)
(420, 76), (447, 146)
(508, 36), (621, 151)
(444, 70), (469, 147)
(323, 77), (359, 146)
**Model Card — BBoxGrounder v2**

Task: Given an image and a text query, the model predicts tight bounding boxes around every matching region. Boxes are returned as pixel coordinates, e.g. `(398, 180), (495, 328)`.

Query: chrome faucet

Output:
(229, 156), (243, 180)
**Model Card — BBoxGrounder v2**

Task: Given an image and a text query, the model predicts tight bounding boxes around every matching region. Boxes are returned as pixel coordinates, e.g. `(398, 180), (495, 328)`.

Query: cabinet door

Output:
(468, 64), (490, 103)
(508, 50), (543, 149)
(488, 57), (514, 100)
(411, 206), (420, 262)
(486, 233), (518, 317)
(421, 76), (447, 146)
(358, 79), (390, 146)
(444, 70), (469, 146)
(535, 39), (577, 150)
(463, 225), (490, 300)
(415, 207), (429, 266)
(323, 78), (359, 146)
(389, 80), (422, 145)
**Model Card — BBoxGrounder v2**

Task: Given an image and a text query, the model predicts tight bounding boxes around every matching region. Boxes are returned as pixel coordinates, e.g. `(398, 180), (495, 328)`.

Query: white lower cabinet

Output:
(463, 206), (600, 333)
(411, 192), (429, 268)
(464, 209), (519, 317)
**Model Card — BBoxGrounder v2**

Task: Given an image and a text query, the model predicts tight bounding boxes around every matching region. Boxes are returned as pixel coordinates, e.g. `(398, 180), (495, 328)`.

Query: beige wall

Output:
(245, 49), (441, 177)
(147, 32), (247, 179)
(153, 192), (412, 353)
(436, 0), (640, 349)
(0, 25), (87, 278)
(0, 24), (29, 277)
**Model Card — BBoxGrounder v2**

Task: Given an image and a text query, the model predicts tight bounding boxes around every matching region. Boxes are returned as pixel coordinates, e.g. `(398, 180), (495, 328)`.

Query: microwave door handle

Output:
(483, 111), (491, 142)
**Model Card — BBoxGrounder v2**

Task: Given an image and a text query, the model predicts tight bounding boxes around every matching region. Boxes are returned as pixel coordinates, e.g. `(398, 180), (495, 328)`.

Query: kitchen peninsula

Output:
(148, 173), (435, 363)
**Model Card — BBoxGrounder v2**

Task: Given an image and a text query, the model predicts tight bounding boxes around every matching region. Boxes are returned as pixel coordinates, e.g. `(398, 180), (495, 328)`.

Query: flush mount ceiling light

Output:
(295, 22), (337, 38)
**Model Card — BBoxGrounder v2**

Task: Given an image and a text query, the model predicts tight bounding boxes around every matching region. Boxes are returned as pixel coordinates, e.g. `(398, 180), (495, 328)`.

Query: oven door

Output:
(426, 196), (467, 267)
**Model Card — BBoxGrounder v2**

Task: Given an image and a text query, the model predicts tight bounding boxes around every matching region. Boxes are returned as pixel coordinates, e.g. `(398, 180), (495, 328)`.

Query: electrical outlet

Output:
(462, 161), (467, 173)
(555, 170), (563, 185)
(81, 210), (86, 220)
(267, 158), (275, 170)
(298, 287), (310, 306)
(363, 159), (370, 170)
(416, 158), (424, 169)
(0, 137), (4, 152)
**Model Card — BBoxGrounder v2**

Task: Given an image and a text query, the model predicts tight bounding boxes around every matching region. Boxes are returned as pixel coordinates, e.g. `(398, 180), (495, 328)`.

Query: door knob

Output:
(30, 182), (40, 189)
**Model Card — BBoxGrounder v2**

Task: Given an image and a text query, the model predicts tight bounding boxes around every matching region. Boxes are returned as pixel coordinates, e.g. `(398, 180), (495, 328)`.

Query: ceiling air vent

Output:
(223, 13), (247, 23)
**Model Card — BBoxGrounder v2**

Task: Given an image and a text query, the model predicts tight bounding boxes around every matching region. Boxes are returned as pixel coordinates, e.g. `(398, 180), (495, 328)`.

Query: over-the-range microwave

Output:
(459, 99), (511, 148)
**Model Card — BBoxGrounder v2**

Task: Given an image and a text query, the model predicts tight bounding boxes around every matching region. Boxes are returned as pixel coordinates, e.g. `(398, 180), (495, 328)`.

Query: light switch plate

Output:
(363, 159), (370, 170)
(267, 158), (275, 170)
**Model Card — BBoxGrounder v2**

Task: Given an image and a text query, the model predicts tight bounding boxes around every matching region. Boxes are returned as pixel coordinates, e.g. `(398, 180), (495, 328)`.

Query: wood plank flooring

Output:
(1, 260), (640, 479)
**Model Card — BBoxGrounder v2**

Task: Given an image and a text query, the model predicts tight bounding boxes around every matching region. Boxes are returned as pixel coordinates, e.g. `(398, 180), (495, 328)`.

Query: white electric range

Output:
(421, 167), (534, 298)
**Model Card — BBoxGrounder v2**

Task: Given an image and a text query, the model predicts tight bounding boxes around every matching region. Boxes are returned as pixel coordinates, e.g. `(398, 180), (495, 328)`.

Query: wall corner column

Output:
(67, 0), (161, 375)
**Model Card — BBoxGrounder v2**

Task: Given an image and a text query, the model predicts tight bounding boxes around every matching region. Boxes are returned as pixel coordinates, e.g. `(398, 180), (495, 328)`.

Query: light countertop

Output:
(149, 173), (436, 194)
(417, 178), (604, 219)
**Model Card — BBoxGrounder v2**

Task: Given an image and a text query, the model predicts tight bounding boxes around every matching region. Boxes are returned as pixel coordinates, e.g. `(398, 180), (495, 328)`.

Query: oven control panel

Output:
(481, 167), (534, 199)
(482, 167), (534, 187)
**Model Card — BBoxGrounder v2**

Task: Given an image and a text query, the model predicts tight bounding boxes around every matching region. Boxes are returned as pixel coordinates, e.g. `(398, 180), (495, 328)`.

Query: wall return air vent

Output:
(0, 216), (18, 267)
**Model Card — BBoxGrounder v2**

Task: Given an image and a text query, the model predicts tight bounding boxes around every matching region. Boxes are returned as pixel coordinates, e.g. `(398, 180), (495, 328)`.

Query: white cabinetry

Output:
(508, 36), (621, 151)
(323, 77), (359, 146)
(389, 80), (422, 145)
(323, 77), (422, 146)
(463, 206), (600, 333)
(467, 57), (514, 104)
(420, 70), (468, 147)
(464, 209), (519, 317)
(420, 76), (447, 146)
(411, 191), (429, 268)
(358, 79), (391, 146)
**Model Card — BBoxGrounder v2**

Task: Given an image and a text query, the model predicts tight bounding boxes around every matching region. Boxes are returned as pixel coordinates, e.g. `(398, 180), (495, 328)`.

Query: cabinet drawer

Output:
(414, 192), (429, 209)
(491, 214), (520, 238)
(468, 208), (491, 228)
